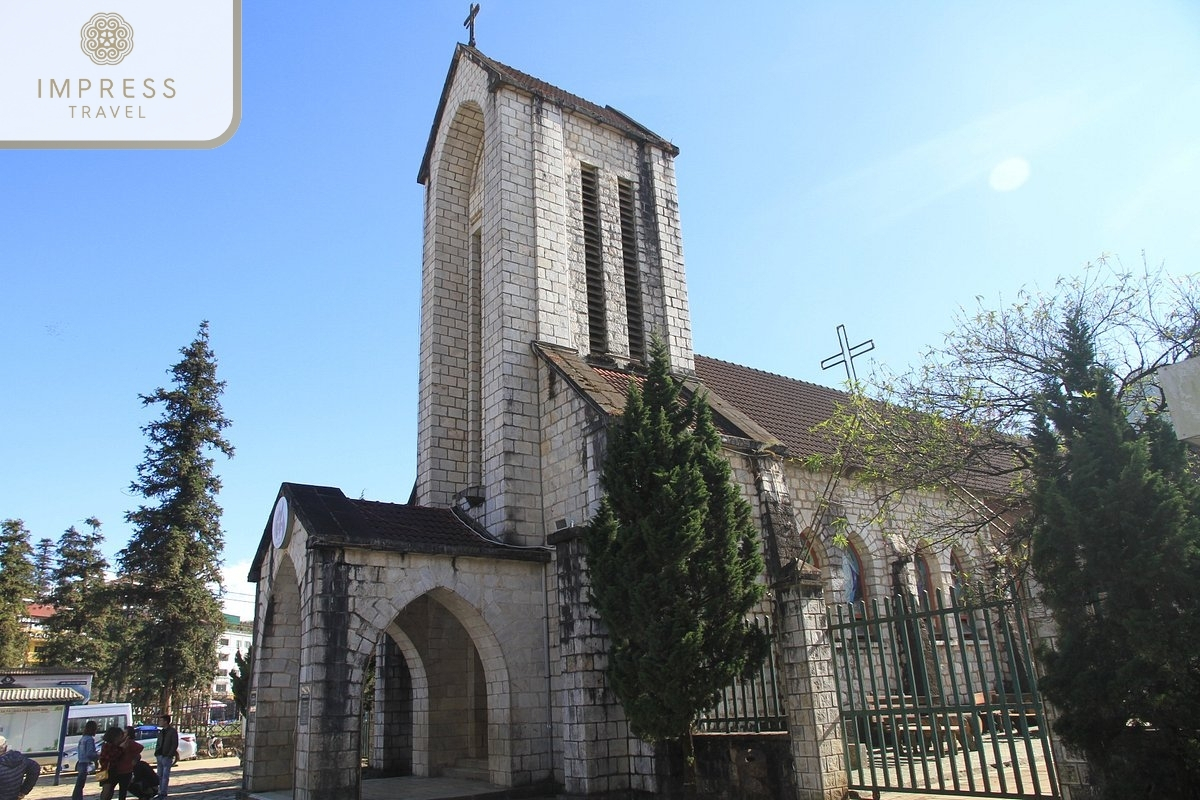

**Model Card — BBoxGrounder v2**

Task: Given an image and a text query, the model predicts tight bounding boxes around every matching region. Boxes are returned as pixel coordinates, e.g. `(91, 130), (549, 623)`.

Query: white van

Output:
(56, 702), (134, 769)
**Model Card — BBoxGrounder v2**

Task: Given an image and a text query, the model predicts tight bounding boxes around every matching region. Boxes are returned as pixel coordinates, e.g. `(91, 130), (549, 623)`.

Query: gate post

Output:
(1022, 582), (1098, 800)
(777, 564), (847, 800)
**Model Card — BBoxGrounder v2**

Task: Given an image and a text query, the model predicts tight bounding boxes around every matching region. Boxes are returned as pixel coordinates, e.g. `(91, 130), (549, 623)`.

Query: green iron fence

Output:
(696, 614), (786, 734)
(829, 590), (1059, 798)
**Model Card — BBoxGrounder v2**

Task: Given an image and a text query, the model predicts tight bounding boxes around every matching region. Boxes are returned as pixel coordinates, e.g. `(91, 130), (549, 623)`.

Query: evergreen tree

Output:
(1026, 313), (1200, 798)
(230, 646), (252, 717)
(95, 575), (149, 703)
(586, 338), (767, 750)
(0, 519), (36, 666)
(32, 537), (55, 601)
(41, 518), (111, 674)
(119, 321), (233, 713)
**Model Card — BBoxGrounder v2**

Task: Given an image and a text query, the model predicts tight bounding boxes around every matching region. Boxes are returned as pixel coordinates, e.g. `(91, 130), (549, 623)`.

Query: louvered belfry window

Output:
(618, 178), (644, 362)
(580, 164), (607, 355)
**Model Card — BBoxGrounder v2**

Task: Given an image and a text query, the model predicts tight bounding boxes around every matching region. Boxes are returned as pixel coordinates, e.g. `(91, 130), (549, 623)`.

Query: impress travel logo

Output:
(1, 2), (241, 148)
(80, 13), (135, 66)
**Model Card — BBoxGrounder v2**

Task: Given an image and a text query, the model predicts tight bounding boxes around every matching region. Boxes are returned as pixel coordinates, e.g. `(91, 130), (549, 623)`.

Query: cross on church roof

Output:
(463, 3), (480, 48)
(820, 324), (875, 385)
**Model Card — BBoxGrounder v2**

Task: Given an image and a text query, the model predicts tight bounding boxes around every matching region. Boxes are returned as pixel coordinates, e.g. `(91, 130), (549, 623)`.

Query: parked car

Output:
(130, 725), (199, 762)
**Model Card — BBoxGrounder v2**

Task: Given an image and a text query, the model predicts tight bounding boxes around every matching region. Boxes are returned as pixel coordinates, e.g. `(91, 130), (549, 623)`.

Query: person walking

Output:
(71, 721), (99, 800)
(0, 735), (39, 800)
(152, 715), (178, 800)
(98, 726), (143, 800)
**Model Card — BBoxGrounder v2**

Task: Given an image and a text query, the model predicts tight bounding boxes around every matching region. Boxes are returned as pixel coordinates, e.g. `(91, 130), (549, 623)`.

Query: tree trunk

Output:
(682, 729), (698, 796)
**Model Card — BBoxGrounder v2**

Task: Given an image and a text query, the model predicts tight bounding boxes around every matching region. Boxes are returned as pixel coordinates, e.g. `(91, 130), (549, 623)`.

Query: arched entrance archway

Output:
(367, 588), (504, 780)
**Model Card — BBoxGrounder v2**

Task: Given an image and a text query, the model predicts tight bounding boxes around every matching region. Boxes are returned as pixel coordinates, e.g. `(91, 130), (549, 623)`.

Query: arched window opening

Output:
(841, 543), (864, 607)
(950, 551), (977, 639)
(915, 553), (933, 601)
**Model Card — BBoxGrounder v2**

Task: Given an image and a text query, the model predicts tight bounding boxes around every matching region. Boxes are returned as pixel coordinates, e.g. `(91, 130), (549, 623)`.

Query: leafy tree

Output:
(585, 338), (767, 758)
(814, 260), (1200, 569)
(230, 646), (252, 717)
(32, 537), (55, 601)
(119, 321), (234, 713)
(1025, 313), (1200, 798)
(40, 518), (112, 674)
(0, 519), (36, 666)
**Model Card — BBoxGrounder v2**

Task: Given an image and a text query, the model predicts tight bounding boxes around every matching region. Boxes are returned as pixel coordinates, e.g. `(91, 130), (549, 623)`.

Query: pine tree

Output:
(586, 339), (767, 750)
(1027, 313), (1200, 798)
(41, 518), (111, 674)
(119, 321), (234, 712)
(32, 537), (55, 601)
(0, 519), (36, 666)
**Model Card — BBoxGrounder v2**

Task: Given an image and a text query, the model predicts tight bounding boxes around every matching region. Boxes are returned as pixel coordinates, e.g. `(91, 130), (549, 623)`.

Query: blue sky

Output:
(4, 1), (1199, 617)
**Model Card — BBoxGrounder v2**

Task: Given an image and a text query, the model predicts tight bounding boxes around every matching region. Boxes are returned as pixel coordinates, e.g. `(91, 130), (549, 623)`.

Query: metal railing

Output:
(696, 615), (787, 734)
(829, 591), (1059, 798)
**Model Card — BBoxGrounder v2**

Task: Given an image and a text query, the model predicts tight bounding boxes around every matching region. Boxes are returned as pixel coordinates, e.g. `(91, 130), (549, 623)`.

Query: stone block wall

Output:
(417, 54), (489, 511)
(373, 635), (413, 776)
(777, 577), (846, 800)
(655, 736), (798, 800)
(538, 358), (605, 533)
(550, 526), (656, 796)
(244, 549), (302, 794)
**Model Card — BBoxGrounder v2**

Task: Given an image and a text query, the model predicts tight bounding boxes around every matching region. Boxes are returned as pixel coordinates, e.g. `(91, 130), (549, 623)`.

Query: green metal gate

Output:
(829, 591), (1059, 798)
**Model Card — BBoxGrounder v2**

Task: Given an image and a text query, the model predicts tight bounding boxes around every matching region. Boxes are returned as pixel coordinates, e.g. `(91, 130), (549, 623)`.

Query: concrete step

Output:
(442, 758), (489, 782)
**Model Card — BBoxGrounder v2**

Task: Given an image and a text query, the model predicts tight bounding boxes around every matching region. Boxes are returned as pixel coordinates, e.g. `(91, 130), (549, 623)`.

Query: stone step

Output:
(442, 758), (489, 782)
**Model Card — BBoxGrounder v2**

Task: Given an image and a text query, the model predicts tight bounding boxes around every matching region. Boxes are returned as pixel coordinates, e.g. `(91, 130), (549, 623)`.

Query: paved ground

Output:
(26, 757), (244, 800)
(25, 758), (522, 800)
(20, 752), (1052, 800)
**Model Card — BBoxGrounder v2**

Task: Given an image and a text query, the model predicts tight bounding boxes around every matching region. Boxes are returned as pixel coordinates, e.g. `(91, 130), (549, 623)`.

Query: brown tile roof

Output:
(694, 355), (848, 459)
(534, 342), (784, 451)
(695, 355), (1017, 495)
(24, 604), (55, 620)
(418, 45), (678, 184)
(537, 345), (1013, 496)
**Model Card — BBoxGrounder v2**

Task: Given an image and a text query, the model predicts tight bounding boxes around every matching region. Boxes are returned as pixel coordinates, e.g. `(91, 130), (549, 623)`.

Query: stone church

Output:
(243, 44), (998, 800)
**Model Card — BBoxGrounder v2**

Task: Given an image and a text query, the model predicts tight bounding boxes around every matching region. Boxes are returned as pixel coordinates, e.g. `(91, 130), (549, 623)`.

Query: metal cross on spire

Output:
(463, 3), (480, 47)
(820, 324), (875, 385)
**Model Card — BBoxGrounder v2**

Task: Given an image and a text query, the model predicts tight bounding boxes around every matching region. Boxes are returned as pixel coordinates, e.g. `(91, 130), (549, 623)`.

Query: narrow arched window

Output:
(950, 551), (976, 638)
(842, 544), (864, 606)
(915, 553), (933, 600)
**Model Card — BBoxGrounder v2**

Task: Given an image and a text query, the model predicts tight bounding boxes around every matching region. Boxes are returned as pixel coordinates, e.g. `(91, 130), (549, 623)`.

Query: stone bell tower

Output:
(414, 45), (693, 542)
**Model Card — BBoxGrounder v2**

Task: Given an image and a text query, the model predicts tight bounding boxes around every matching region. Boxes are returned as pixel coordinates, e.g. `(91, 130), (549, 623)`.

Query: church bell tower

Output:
(415, 44), (693, 542)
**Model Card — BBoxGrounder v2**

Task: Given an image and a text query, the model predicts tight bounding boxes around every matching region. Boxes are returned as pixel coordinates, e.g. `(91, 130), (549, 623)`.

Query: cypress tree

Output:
(1027, 313), (1200, 798)
(119, 321), (233, 712)
(586, 338), (767, 748)
(0, 519), (36, 667)
(230, 646), (253, 717)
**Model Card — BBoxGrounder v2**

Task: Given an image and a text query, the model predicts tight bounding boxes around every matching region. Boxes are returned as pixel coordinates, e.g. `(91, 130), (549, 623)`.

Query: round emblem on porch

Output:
(271, 495), (290, 548)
